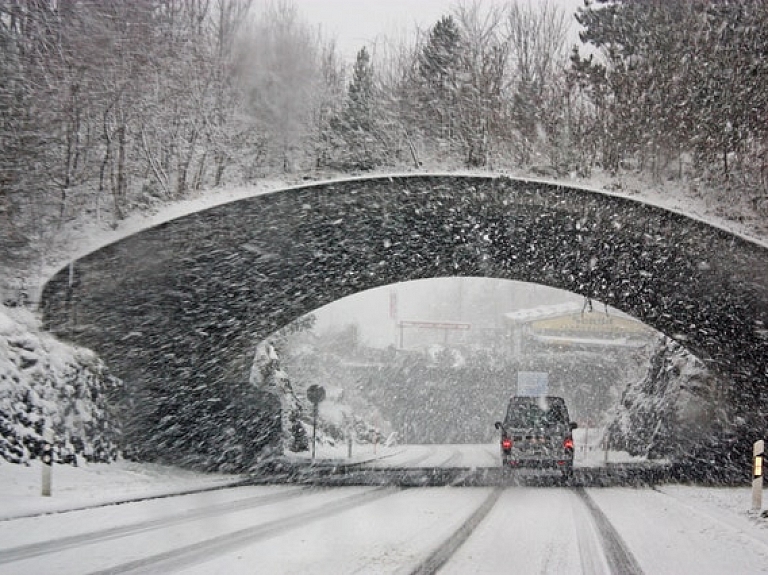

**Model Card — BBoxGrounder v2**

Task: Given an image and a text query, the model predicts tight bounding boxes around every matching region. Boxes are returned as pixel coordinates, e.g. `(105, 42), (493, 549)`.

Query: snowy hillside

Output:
(0, 304), (121, 465)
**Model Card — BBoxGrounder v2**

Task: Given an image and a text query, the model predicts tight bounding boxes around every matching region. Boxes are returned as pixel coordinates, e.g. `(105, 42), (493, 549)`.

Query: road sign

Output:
(398, 320), (471, 330)
(397, 320), (472, 348)
(517, 372), (549, 396)
(307, 385), (326, 461)
(307, 384), (326, 405)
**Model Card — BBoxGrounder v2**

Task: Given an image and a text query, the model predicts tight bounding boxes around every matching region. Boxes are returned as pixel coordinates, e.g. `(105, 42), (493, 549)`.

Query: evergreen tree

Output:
(572, 0), (768, 187)
(420, 16), (463, 86)
(416, 15), (464, 142)
(330, 46), (387, 169)
(345, 47), (375, 133)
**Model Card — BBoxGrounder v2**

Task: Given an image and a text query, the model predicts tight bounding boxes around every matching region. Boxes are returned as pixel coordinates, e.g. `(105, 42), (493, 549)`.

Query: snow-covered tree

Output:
(417, 15), (464, 144)
(327, 46), (389, 170)
(236, 1), (328, 173)
(451, 2), (507, 167)
(251, 341), (303, 451)
(504, 0), (570, 168)
(572, 0), (768, 193)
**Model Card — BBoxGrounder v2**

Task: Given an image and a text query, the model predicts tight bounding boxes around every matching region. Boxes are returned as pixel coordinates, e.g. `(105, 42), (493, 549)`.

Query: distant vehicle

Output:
(495, 395), (577, 481)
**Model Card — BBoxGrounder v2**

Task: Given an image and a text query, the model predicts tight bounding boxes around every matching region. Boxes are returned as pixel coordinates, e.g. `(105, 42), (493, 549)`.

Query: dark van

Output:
(494, 395), (577, 480)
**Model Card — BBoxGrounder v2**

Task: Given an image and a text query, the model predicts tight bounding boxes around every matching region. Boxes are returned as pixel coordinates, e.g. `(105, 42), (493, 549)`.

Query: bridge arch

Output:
(41, 175), (768, 462)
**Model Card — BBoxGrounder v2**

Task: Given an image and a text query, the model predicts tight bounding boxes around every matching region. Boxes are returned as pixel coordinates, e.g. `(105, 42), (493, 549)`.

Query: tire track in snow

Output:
(81, 487), (397, 575)
(0, 487), (310, 564)
(407, 487), (503, 575)
(574, 487), (644, 575)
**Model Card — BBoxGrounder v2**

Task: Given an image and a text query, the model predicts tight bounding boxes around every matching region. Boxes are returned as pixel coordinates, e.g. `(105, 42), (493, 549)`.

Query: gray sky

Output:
(314, 278), (581, 348)
(284, 0), (586, 63)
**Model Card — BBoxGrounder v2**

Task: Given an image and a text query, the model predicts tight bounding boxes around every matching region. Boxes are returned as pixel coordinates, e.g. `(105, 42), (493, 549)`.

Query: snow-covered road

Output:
(2, 481), (767, 574)
(1, 446), (766, 574)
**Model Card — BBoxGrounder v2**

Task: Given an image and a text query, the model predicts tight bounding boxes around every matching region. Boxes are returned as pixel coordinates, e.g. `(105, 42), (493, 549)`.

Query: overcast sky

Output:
(283, 0), (586, 63)
(312, 279), (582, 348)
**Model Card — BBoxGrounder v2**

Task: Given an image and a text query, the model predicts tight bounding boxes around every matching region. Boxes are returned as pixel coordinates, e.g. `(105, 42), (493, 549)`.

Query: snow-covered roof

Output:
(503, 301), (584, 323)
(531, 334), (649, 348)
(503, 301), (643, 326)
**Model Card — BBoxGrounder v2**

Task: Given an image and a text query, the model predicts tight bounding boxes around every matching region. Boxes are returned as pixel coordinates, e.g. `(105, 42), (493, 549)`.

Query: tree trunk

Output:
(140, 128), (170, 196)
(193, 150), (207, 190)
(176, 129), (198, 197)
(114, 125), (127, 221)
(98, 128), (113, 226)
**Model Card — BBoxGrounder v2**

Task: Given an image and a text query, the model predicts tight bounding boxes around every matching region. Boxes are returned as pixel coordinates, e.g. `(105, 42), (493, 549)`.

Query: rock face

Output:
(0, 305), (121, 464)
(39, 175), (768, 468)
(605, 335), (719, 460)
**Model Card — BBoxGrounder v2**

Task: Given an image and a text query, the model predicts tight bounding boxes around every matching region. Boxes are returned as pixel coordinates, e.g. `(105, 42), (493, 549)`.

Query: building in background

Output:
(505, 301), (655, 356)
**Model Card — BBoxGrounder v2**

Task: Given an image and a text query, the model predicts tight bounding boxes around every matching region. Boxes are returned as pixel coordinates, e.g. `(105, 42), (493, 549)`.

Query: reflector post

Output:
(753, 440), (764, 511)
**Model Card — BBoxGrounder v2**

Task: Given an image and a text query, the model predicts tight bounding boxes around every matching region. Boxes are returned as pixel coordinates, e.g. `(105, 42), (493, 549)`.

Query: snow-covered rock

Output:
(0, 305), (122, 465)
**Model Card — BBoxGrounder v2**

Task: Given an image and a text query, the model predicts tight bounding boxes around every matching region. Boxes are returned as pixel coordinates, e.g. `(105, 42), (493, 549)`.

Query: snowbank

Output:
(0, 305), (121, 465)
(0, 458), (244, 520)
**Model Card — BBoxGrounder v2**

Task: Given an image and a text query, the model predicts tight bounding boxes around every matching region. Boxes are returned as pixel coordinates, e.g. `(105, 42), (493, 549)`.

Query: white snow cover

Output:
(0, 305), (121, 464)
(0, 447), (766, 574)
(0, 458), (244, 520)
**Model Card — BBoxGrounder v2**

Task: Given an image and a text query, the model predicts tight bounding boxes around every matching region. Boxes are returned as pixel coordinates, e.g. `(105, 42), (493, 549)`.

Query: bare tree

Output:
(453, 0), (508, 167)
(503, 0), (570, 167)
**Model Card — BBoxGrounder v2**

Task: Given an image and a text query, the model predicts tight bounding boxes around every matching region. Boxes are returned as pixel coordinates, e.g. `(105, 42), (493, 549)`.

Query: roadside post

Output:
(753, 440), (764, 511)
(41, 428), (54, 497)
(307, 385), (326, 462)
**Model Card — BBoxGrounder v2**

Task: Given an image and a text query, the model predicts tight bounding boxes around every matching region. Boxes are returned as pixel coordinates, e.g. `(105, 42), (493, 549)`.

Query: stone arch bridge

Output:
(41, 175), (768, 463)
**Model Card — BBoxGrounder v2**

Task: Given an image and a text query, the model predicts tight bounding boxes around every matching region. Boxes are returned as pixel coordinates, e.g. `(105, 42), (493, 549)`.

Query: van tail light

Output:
(563, 437), (574, 450)
(501, 437), (513, 451)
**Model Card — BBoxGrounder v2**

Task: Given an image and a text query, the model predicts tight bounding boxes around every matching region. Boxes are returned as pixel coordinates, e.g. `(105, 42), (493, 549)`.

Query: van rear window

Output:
(504, 398), (568, 428)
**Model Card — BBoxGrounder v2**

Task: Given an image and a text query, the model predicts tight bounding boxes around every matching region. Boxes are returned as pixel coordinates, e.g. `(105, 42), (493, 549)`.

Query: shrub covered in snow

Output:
(0, 305), (122, 465)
